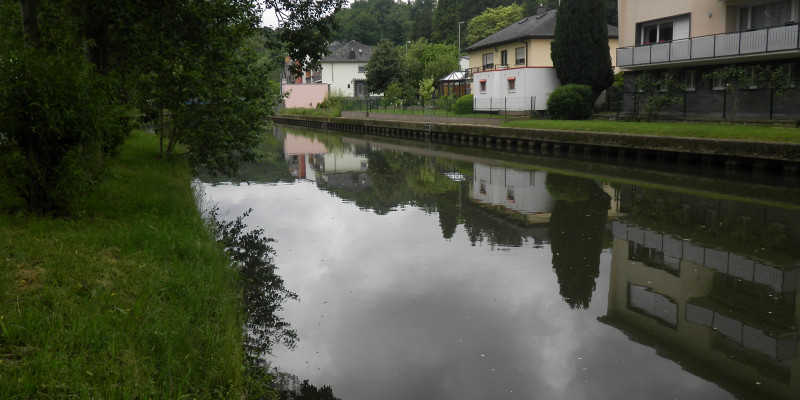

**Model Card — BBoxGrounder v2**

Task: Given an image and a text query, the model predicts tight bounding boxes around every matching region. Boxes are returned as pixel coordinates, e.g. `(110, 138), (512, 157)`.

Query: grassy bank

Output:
(0, 131), (247, 398)
(503, 119), (800, 143)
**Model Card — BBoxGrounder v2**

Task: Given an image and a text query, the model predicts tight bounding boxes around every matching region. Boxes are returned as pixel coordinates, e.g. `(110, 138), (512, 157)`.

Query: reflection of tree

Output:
(212, 209), (298, 367)
(199, 135), (294, 183)
(546, 174), (610, 309)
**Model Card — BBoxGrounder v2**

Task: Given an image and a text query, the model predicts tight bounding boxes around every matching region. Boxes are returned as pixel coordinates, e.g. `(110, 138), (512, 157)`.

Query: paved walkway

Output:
(341, 111), (509, 126)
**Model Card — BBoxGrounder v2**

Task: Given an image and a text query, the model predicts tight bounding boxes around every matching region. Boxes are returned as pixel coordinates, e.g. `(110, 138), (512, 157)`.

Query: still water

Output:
(202, 124), (800, 400)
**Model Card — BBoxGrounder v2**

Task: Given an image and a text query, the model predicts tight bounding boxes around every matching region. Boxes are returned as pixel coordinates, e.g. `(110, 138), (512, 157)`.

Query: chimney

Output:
(537, 6), (547, 15)
(350, 48), (356, 59)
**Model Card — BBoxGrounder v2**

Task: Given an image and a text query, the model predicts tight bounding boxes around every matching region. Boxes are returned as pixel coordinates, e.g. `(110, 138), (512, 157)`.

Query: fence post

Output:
(683, 91), (687, 117)
(770, 88), (774, 120)
(722, 90), (727, 119)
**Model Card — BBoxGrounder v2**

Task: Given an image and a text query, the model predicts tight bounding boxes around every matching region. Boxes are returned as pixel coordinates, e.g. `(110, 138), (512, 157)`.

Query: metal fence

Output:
(621, 88), (794, 120)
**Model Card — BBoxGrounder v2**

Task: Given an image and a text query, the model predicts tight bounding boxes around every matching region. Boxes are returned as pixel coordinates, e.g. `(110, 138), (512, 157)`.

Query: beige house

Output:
(616, 0), (800, 119)
(464, 7), (619, 112)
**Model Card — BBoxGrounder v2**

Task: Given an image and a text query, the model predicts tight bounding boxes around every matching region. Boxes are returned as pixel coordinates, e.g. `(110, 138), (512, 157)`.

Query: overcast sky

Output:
(261, 1), (354, 28)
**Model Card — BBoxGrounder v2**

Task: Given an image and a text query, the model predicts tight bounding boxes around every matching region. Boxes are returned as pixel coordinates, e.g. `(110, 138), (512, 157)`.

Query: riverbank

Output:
(273, 114), (800, 175)
(0, 131), (248, 398)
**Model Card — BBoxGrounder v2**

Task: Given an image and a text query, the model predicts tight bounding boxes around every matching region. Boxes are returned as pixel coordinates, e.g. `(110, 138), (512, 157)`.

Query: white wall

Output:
(472, 165), (555, 214)
(321, 62), (367, 96)
(472, 67), (561, 111)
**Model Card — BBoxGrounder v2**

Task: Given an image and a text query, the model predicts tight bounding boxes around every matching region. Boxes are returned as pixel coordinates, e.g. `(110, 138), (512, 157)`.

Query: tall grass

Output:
(0, 131), (248, 398)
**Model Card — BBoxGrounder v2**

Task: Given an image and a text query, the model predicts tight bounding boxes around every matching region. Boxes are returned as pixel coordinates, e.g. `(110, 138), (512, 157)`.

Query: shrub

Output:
(546, 84), (593, 120)
(0, 46), (126, 214)
(435, 95), (456, 111)
(454, 94), (474, 114)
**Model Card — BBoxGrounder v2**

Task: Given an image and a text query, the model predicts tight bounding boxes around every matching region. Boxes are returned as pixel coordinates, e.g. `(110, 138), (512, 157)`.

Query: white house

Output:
(464, 7), (619, 112)
(314, 40), (373, 98)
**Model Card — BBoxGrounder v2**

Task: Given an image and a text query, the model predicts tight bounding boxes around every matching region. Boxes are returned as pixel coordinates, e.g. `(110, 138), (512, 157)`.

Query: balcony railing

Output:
(617, 24), (800, 67)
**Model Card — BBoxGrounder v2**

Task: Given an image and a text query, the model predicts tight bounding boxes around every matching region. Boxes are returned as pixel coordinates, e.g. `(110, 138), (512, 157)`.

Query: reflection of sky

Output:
(203, 182), (734, 400)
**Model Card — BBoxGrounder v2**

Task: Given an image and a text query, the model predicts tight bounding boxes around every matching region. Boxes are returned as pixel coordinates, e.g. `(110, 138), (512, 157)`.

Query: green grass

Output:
(278, 107), (342, 117)
(0, 131), (248, 399)
(502, 119), (800, 143)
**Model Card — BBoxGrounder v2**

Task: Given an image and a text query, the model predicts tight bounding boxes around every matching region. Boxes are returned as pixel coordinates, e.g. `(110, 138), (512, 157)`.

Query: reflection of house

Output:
(464, 7), (618, 111)
(602, 220), (800, 399)
(617, 0), (800, 119)
(470, 164), (555, 224)
(282, 133), (369, 185)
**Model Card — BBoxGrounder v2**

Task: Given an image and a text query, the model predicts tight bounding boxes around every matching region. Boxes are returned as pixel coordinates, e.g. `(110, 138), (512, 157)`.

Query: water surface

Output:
(202, 125), (800, 400)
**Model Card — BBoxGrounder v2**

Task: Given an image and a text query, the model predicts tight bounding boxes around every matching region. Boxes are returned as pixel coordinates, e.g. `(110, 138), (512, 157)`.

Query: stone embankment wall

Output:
(272, 114), (800, 177)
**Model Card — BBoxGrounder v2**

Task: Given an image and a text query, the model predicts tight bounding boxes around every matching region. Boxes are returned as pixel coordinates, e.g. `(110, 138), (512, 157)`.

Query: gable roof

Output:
(321, 40), (372, 63)
(464, 10), (619, 52)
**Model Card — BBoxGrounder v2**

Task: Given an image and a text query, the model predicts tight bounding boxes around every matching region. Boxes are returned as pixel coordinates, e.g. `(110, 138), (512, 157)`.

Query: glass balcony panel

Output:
(715, 33), (740, 56)
(740, 29), (768, 54)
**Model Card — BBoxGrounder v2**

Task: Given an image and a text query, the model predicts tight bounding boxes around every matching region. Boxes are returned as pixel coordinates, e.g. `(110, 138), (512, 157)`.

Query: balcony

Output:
(617, 24), (800, 68)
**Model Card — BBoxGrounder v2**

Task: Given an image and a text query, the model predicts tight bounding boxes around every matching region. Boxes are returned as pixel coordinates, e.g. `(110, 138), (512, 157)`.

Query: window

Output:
(500, 50), (508, 67)
(358, 65), (365, 73)
(482, 53), (494, 69)
(636, 15), (689, 45)
(642, 22), (672, 44)
(515, 47), (525, 65)
(685, 70), (696, 91)
(711, 68), (725, 90)
(740, 0), (791, 30)
(479, 79), (487, 92)
(746, 66), (758, 89)
(507, 77), (516, 91)
(782, 63), (796, 88)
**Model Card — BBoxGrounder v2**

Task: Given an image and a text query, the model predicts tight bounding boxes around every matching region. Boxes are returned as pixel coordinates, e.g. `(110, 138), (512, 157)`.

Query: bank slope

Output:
(0, 130), (246, 399)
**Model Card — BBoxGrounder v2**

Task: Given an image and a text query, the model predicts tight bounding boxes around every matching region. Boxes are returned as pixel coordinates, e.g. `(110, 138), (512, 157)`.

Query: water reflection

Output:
(602, 186), (800, 399)
(547, 175), (612, 309)
(201, 124), (800, 400)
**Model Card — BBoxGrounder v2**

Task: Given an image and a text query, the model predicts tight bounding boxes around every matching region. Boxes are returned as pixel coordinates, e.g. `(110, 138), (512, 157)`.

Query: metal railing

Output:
(618, 24), (800, 67)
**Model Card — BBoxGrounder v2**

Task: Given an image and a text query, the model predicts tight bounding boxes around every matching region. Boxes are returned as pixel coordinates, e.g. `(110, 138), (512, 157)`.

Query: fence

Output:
(620, 88), (797, 120)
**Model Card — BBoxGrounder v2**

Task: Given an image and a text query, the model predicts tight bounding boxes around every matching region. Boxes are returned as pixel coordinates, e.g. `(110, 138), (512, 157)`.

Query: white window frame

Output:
(685, 70), (696, 91)
(738, 0), (793, 30)
(712, 68), (726, 90)
(515, 47), (525, 65)
(482, 53), (494, 69)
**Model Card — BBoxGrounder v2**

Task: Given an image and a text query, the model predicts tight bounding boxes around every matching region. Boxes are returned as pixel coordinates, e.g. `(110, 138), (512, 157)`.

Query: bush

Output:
(435, 95), (456, 111)
(454, 94), (474, 114)
(0, 46), (126, 214)
(546, 84), (593, 120)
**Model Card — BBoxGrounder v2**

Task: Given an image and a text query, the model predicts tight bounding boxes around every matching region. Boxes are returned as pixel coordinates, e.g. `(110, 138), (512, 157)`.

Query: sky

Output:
(261, 1), (354, 28)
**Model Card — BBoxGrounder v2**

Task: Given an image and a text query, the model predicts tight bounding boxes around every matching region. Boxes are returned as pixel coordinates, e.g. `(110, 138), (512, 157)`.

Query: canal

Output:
(201, 124), (800, 400)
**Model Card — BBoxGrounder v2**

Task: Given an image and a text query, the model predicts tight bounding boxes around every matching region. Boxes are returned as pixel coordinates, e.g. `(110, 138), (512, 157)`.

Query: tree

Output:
(466, 4), (523, 45)
(702, 64), (794, 119)
(634, 70), (684, 120)
(432, 0), (461, 44)
(403, 39), (459, 94)
(0, 1), (126, 213)
(410, 0), (435, 41)
(1, 0), (347, 213)
(550, 0), (614, 99)
(365, 39), (404, 94)
(419, 77), (436, 106)
(546, 173), (610, 310)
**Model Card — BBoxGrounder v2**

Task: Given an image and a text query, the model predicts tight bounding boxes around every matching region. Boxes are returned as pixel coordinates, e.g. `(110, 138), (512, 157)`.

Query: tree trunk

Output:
(20, 0), (41, 47)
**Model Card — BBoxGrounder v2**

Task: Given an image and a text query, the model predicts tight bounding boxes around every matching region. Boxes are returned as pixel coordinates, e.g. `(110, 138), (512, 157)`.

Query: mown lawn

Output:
(0, 131), (248, 399)
(503, 119), (800, 143)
